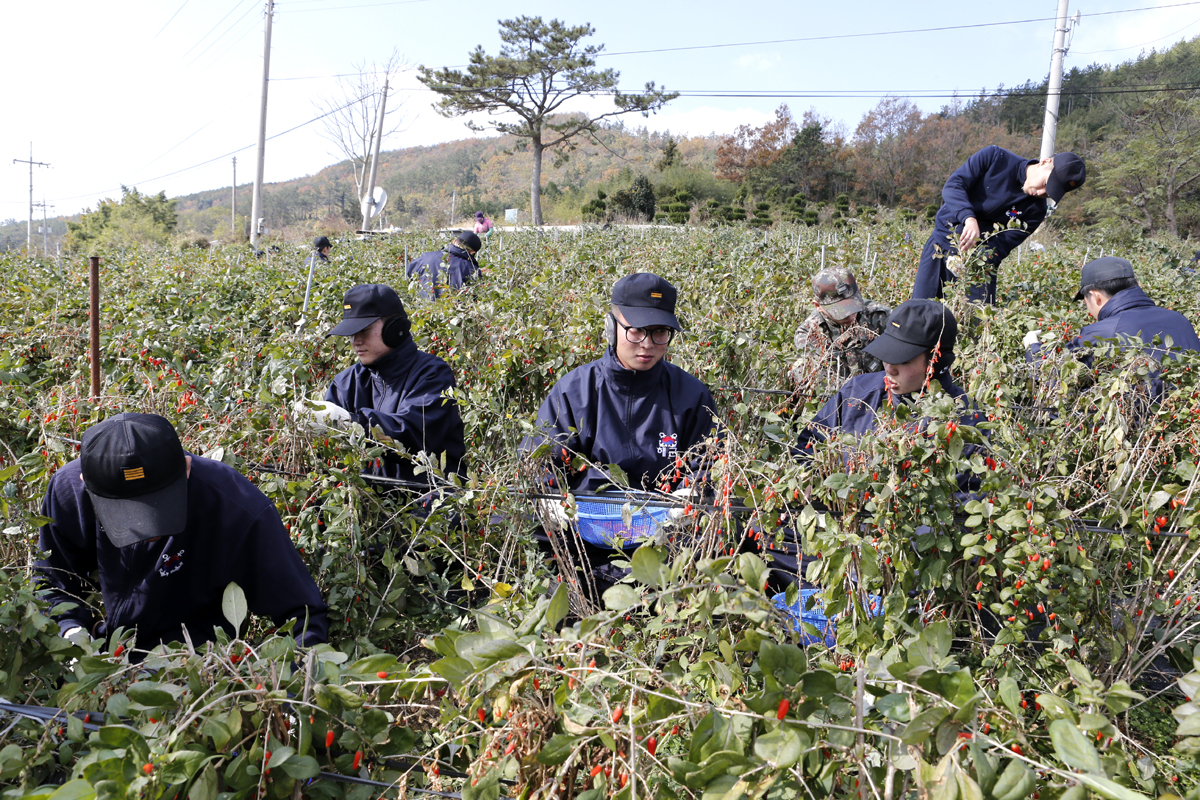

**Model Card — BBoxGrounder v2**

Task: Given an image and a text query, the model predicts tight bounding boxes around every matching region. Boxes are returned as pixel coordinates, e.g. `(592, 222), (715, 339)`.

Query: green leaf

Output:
(631, 547), (664, 588)
(901, 707), (949, 745)
(545, 582), (569, 631)
(800, 670), (837, 697)
(279, 755), (320, 780)
(188, 765), (218, 800)
(1075, 773), (1152, 800)
(430, 657), (474, 686)
(1049, 719), (1102, 773)
(753, 726), (802, 768)
(602, 584), (640, 611)
(160, 750), (209, 783)
(266, 747), (294, 769)
(222, 582), (248, 633)
(48, 780), (94, 800)
(456, 636), (527, 667)
(998, 677), (1020, 716)
(126, 681), (183, 709)
(536, 734), (581, 766)
(875, 694), (912, 722)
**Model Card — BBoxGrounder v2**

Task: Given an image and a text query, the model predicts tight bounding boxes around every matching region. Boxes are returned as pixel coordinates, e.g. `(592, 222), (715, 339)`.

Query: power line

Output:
(186, 0), (261, 68)
(592, 1), (1200, 59)
(154, 0), (191, 39)
(279, 0), (435, 12)
(180, 0), (256, 59)
(1073, 14), (1200, 55)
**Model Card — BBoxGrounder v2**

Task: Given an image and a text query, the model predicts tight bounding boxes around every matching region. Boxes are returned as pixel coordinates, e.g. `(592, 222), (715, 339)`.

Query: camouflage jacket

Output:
(793, 300), (892, 381)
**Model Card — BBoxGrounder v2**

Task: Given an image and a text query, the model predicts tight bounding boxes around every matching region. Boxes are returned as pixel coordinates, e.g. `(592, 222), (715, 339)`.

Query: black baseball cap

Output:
(326, 284), (406, 337)
(1074, 256), (1136, 300)
(865, 299), (958, 366)
(81, 413), (188, 548)
(455, 232), (482, 252)
(611, 273), (681, 331)
(313, 235), (332, 251)
(1047, 152), (1086, 204)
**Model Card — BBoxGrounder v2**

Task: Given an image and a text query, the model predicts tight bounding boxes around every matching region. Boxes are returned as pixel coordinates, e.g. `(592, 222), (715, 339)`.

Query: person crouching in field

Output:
(405, 232), (481, 301)
(36, 413), (328, 656)
(521, 273), (718, 604)
(295, 283), (467, 489)
(774, 300), (986, 589)
(792, 266), (891, 386)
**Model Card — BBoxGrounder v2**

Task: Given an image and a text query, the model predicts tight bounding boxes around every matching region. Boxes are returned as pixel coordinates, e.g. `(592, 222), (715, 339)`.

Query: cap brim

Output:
(864, 332), (929, 366)
(820, 295), (866, 320)
(89, 476), (188, 548)
(1046, 172), (1069, 204)
(616, 305), (682, 331)
(1073, 287), (1086, 301)
(325, 315), (378, 338)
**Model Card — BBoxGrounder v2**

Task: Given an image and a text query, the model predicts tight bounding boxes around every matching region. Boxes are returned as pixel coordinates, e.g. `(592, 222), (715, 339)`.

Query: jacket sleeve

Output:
(942, 147), (997, 226)
(34, 474), (100, 635)
(795, 390), (845, 456)
(522, 386), (582, 481)
(356, 362), (463, 469)
(241, 503), (329, 647)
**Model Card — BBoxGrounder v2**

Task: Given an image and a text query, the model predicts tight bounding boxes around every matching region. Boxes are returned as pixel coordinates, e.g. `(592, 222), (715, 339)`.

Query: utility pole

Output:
(13, 143), (50, 252)
(360, 78), (389, 231)
(1039, 0), (1077, 160)
(231, 156), (237, 236)
(34, 199), (53, 257)
(250, 0), (274, 248)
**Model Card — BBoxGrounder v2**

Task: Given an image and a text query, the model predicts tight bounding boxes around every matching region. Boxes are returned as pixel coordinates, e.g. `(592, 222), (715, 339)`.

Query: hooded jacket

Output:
(325, 336), (467, 485)
(36, 456), (329, 649)
(523, 348), (717, 494)
(405, 245), (479, 300)
(1073, 286), (1199, 357)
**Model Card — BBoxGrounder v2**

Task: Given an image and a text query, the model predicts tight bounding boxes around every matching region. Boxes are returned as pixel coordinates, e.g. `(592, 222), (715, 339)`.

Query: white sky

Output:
(2, 0), (1198, 220)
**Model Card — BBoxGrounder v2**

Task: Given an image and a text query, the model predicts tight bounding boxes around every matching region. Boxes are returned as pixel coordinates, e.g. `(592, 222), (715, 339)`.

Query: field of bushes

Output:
(3, 217), (1200, 800)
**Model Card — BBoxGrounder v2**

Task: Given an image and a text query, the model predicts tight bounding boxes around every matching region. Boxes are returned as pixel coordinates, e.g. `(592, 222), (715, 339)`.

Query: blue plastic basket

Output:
(574, 499), (672, 549)
(773, 590), (883, 647)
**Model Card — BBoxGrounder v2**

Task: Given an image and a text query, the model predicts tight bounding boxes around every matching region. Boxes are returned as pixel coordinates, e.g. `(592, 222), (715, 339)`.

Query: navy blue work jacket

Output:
(36, 456), (329, 649)
(1070, 287), (1198, 358)
(405, 245), (479, 300)
(325, 336), (467, 485)
(935, 146), (1046, 262)
(797, 370), (986, 493)
(523, 348), (718, 494)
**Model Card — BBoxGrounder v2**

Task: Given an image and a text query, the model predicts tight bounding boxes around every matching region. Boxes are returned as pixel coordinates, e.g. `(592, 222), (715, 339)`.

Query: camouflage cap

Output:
(812, 266), (866, 320)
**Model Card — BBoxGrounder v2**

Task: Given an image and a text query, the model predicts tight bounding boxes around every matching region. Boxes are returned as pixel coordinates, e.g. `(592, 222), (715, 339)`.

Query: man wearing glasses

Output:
(527, 272), (717, 496)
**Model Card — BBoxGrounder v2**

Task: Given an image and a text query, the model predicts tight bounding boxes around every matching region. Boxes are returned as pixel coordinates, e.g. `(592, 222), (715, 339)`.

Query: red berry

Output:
(777, 698), (790, 720)
(326, 731), (335, 748)
(612, 706), (624, 723)
(1156, 515), (1169, 527)
(143, 763), (153, 774)
(478, 708), (486, 723)
(352, 750), (362, 771)
(113, 644), (125, 658)
(647, 736), (657, 755)
(376, 671), (389, 679)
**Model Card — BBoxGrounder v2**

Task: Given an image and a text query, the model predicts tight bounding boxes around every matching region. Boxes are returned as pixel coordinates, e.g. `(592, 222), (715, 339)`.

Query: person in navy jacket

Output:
(311, 284), (467, 487)
(1024, 257), (1199, 388)
(36, 413), (328, 652)
(405, 232), (481, 301)
(913, 147), (1085, 304)
(523, 273), (717, 598)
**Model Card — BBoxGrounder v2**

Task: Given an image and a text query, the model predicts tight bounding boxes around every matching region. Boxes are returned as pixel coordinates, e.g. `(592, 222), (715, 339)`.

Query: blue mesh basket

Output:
(773, 590), (883, 647)
(574, 499), (672, 549)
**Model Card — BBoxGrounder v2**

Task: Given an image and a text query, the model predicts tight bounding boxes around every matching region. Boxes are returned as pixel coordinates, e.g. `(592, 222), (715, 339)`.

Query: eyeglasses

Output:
(613, 315), (675, 345)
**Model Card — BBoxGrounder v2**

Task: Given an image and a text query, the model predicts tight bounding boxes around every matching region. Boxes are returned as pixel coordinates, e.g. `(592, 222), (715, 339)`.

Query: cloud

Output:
(736, 51), (783, 71)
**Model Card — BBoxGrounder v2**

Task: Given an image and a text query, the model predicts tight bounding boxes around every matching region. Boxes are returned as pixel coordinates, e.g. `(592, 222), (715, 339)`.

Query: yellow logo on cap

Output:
(892, 322), (901, 328)
(650, 292), (662, 298)
(344, 304), (353, 309)
(124, 467), (145, 481)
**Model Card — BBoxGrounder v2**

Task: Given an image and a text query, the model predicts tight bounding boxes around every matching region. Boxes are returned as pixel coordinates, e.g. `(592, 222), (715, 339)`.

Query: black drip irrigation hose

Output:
(42, 436), (1194, 538)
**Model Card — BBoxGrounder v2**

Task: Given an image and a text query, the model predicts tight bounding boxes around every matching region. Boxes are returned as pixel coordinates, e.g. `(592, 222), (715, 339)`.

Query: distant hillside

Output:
(171, 123), (725, 240)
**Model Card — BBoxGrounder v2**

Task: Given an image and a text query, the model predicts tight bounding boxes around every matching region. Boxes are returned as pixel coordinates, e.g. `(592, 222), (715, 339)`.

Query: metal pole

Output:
(361, 78), (388, 231)
(450, 190), (456, 227)
(863, 231), (870, 265)
(13, 143), (49, 252)
(820, 245), (825, 269)
(89, 256), (101, 399)
(1039, 0), (1070, 160)
(231, 156), (237, 236)
(249, 0), (274, 248)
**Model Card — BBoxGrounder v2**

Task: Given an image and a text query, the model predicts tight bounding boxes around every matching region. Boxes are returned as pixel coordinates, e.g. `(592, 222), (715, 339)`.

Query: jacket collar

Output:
(447, 244), (477, 266)
(601, 347), (665, 395)
(1098, 286), (1155, 321)
(365, 336), (419, 382)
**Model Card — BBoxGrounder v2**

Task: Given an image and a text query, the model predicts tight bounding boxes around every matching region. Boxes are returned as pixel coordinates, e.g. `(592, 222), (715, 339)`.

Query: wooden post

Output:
(89, 256), (101, 399)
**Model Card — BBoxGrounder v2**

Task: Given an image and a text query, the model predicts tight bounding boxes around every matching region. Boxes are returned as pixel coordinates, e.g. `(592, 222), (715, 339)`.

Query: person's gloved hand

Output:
(1022, 329), (1042, 348)
(668, 486), (696, 520)
(944, 254), (963, 280)
(293, 399), (353, 431)
(63, 626), (90, 646)
(537, 499), (572, 531)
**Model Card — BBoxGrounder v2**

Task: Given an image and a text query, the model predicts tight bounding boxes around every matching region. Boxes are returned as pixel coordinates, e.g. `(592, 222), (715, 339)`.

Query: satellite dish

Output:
(361, 187), (388, 221)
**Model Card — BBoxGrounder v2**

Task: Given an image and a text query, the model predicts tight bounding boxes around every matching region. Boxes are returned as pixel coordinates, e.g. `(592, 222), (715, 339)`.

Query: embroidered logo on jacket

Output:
(158, 549), (185, 577)
(1006, 207), (1023, 220)
(657, 432), (678, 458)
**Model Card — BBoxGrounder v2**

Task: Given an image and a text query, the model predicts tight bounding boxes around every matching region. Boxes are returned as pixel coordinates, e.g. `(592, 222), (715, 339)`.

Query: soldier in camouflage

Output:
(792, 266), (891, 384)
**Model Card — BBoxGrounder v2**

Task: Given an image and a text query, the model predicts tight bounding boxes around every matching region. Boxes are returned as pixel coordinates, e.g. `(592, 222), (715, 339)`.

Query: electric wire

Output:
(185, 0), (262, 69)
(180, 0), (256, 59)
(154, 0), (191, 39)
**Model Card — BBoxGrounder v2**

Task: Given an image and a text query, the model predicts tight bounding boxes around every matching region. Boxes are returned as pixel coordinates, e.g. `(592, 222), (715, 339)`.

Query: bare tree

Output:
(314, 49), (410, 205)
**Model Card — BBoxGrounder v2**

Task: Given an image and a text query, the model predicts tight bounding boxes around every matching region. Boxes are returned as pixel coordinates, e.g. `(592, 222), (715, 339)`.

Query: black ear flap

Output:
(382, 314), (410, 348)
(604, 314), (616, 348)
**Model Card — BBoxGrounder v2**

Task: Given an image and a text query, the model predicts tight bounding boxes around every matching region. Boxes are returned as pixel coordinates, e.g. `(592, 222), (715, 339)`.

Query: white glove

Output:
(1022, 329), (1042, 348)
(293, 399), (353, 431)
(537, 499), (572, 532)
(944, 254), (963, 280)
(668, 486), (696, 520)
